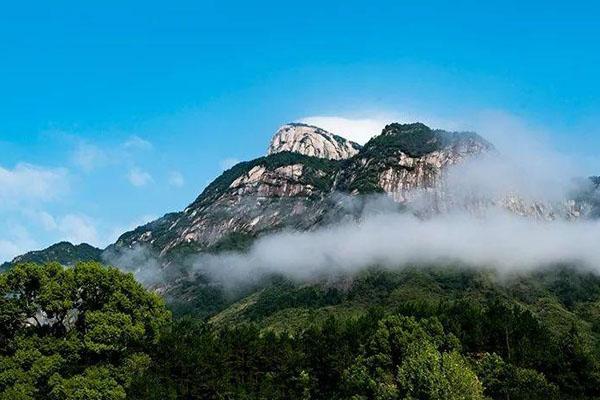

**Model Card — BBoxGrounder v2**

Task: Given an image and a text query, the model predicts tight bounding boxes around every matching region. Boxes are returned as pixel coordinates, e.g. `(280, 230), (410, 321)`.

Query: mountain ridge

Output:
(107, 121), (495, 258)
(0, 241), (102, 271)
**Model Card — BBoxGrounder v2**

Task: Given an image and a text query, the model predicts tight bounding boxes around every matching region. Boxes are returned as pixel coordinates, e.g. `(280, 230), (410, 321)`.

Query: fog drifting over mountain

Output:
(196, 205), (600, 287)
(191, 115), (600, 287)
(106, 114), (600, 287)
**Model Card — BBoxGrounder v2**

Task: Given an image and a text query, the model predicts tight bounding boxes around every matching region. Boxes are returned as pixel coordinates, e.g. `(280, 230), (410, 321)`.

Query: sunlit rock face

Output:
(268, 123), (361, 160)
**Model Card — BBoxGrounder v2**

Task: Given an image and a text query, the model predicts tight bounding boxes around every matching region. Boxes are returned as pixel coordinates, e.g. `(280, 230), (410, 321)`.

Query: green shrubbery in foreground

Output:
(0, 262), (170, 399)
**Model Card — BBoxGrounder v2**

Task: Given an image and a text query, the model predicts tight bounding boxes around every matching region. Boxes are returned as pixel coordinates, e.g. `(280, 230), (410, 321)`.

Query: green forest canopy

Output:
(2, 262), (600, 399)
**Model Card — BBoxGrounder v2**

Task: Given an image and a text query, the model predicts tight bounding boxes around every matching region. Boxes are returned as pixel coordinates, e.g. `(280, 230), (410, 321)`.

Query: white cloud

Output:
(72, 136), (153, 172)
(298, 112), (478, 145)
(0, 240), (25, 263)
(106, 214), (158, 244)
(220, 158), (240, 171)
(168, 171), (185, 188)
(299, 116), (390, 144)
(57, 214), (99, 245)
(199, 208), (600, 287)
(22, 210), (58, 231)
(127, 168), (153, 187)
(0, 163), (69, 204)
(123, 135), (153, 151)
(72, 143), (110, 171)
(0, 224), (38, 262)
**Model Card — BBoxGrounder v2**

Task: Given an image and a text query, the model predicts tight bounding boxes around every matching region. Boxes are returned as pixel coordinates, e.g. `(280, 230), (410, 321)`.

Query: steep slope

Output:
(0, 242), (102, 271)
(268, 123), (361, 160)
(109, 151), (342, 258)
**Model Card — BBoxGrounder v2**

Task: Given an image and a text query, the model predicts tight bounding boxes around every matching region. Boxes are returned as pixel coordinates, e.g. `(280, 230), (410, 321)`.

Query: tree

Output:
(0, 262), (170, 399)
(342, 315), (483, 400)
(475, 353), (558, 400)
(396, 342), (484, 400)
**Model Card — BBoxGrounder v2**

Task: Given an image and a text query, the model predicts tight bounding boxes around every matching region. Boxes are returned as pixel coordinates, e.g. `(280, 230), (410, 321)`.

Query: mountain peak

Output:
(268, 123), (361, 160)
(381, 122), (430, 134)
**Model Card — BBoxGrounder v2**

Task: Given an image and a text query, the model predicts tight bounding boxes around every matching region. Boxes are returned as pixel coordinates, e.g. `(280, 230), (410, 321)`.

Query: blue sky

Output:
(1, 0), (600, 260)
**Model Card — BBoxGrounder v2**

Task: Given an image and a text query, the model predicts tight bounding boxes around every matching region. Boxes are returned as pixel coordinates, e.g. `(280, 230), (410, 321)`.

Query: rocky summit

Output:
(268, 123), (361, 160)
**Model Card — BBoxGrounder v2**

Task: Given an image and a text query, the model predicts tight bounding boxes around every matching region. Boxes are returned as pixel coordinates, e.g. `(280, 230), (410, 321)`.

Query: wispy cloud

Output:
(72, 143), (111, 171)
(56, 214), (99, 245)
(0, 163), (69, 204)
(71, 135), (154, 172)
(299, 116), (389, 144)
(123, 135), (153, 151)
(127, 167), (153, 187)
(298, 112), (477, 144)
(106, 214), (158, 245)
(168, 171), (185, 188)
(0, 223), (37, 262)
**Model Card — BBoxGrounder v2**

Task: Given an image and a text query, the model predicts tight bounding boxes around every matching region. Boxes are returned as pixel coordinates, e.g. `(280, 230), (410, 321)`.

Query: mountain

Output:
(5, 121), (598, 280)
(335, 122), (493, 200)
(0, 241), (102, 271)
(5, 122), (600, 400)
(108, 122), (493, 259)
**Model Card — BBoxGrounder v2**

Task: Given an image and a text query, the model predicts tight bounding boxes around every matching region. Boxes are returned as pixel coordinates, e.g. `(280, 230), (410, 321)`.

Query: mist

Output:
(193, 205), (600, 287)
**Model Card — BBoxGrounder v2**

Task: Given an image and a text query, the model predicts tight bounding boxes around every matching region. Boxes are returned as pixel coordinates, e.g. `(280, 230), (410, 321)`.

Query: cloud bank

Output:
(193, 202), (600, 288)
(127, 167), (153, 187)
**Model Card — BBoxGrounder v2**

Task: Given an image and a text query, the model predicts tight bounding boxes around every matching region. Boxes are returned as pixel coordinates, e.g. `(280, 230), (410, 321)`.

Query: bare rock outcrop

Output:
(268, 123), (361, 160)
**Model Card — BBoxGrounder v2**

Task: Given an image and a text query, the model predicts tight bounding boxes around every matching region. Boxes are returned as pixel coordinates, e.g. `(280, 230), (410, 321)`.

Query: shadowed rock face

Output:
(268, 123), (362, 160)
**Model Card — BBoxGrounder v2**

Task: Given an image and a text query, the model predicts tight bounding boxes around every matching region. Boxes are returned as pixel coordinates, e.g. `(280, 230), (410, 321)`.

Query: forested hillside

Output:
(3, 262), (600, 399)
(134, 266), (600, 400)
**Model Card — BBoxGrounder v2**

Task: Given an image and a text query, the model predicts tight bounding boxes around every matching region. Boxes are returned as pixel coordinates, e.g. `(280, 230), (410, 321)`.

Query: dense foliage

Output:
(361, 123), (444, 158)
(4, 264), (600, 399)
(0, 262), (170, 399)
(135, 267), (600, 399)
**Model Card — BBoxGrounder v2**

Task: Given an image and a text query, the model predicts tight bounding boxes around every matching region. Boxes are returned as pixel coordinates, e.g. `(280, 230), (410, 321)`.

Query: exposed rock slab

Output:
(268, 123), (361, 160)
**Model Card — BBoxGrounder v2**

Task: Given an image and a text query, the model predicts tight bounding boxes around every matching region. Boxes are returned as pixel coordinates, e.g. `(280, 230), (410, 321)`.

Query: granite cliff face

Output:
(109, 151), (340, 258)
(268, 123), (361, 160)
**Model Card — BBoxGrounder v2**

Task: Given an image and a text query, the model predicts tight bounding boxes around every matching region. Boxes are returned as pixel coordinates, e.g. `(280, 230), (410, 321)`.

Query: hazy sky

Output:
(1, 1), (600, 261)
